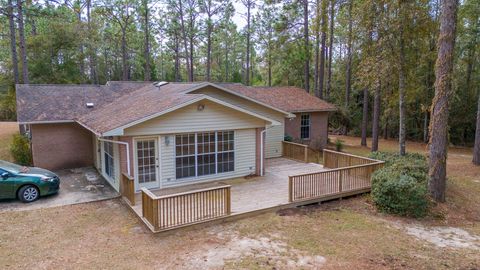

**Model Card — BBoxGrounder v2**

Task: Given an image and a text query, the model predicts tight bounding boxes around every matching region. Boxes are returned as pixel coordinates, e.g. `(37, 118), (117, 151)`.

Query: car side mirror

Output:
(1, 172), (9, 179)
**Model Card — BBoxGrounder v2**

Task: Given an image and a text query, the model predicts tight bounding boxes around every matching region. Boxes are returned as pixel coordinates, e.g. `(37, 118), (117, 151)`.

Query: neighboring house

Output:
(16, 82), (335, 192)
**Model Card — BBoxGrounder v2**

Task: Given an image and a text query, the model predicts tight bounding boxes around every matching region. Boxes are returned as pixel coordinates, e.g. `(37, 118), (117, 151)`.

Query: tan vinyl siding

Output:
(124, 100), (266, 136)
(159, 129), (256, 187)
(193, 86), (286, 158)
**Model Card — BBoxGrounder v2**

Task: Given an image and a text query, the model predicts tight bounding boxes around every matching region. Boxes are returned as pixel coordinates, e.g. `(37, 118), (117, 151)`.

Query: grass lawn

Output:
(0, 128), (479, 269)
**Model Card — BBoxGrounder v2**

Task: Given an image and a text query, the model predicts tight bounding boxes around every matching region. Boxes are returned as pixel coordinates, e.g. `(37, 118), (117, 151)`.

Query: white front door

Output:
(135, 138), (160, 190)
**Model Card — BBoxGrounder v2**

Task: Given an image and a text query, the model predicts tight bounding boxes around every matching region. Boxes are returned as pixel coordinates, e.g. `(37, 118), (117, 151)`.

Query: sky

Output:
(232, 1), (248, 29)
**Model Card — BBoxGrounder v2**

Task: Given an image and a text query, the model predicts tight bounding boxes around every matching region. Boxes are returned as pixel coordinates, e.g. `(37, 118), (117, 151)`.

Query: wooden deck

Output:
(124, 150), (384, 233)
(130, 158), (326, 221)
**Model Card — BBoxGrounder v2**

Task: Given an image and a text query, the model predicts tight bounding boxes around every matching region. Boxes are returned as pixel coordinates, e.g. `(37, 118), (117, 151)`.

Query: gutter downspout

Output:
(260, 126), (271, 176)
(98, 137), (131, 177)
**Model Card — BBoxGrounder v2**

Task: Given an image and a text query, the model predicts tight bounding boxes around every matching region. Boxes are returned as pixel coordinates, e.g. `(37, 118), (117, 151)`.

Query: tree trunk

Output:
(144, 0), (151, 81)
(178, 0), (191, 81)
(245, 2), (251, 85)
(87, 0), (98, 84)
(474, 94), (480, 165)
(318, 0), (327, 99)
(267, 45), (272, 86)
(361, 88), (368, 146)
(206, 18), (212, 81)
(423, 110), (429, 143)
(121, 27), (129, 80)
(428, 0), (458, 202)
(314, 0), (320, 95)
(303, 0), (310, 92)
(8, 0), (19, 84)
(77, 10), (85, 78)
(174, 33), (180, 82)
(189, 31), (194, 81)
(345, 0), (353, 106)
(326, 0), (335, 99)
(398, 18), (407, 156)
(17, 0), (29, 84)
(372, 81), (381, 152)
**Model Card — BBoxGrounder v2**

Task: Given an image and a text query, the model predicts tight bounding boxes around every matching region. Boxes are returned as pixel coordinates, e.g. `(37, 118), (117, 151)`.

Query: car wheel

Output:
(18, 185), (40, 203)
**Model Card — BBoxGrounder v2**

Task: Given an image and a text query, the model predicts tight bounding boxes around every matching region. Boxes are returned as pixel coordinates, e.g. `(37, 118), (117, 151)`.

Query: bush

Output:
(335, 139), (344, 152)
(284, 135), (293, 142)
(10, 134), (32, 166)
(369, 151), (429, 218)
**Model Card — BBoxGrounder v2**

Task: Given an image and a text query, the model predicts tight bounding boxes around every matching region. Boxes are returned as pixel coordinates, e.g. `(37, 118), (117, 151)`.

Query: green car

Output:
(0, 160), (60, 203)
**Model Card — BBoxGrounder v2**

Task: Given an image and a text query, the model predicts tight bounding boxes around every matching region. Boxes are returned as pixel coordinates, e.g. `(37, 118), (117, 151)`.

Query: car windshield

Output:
(0, 160), (28, 174)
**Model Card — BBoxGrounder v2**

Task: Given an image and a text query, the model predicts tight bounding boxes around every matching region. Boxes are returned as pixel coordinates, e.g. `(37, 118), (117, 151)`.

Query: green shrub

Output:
(335, 139), (344, 152)
(284, 135), (293, 142)
(10, 134), (32, 166)
(369, 151), (429, 217)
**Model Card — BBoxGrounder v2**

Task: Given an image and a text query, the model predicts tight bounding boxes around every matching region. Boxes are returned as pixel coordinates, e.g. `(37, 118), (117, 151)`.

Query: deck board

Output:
(130, 158), (326, 218)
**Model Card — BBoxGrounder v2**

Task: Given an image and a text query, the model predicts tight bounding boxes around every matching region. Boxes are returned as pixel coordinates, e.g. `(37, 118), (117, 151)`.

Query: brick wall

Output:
(284, 112), (329, 149)
(31, 123), (94, 170)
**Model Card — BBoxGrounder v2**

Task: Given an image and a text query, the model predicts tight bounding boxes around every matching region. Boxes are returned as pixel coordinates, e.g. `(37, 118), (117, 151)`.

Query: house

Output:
(16, 82), (336, 193)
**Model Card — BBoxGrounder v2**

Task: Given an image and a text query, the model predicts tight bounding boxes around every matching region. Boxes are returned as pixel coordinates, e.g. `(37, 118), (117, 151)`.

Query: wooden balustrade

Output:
(289, 150), (384, 202)
(283, 141), (322, 163)
(141, 185), (231, 231)
(323, 149), (379, 169)
(121, 173), (135, 206)
(282, 141), (308, 162)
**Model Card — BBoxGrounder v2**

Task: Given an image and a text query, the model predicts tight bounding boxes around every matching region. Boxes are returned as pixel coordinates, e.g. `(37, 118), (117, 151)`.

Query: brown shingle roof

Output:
(219, 83), (336, 113)
(78, 83), (203, 134)
(17, 81), (336, 135)
(16, 81), (151, 123)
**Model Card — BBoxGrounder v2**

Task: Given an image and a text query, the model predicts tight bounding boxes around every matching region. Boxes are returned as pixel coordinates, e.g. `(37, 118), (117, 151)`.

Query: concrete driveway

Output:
(0, 167), (119, 212)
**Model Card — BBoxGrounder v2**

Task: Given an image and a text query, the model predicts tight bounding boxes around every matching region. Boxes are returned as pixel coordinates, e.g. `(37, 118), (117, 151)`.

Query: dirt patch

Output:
(181, 229), (326, 269)
(402, 224), (480, 250)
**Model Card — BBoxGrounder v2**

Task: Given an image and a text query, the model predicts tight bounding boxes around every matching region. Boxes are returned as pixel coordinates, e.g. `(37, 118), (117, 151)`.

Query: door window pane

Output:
(137, 139), (157, 184)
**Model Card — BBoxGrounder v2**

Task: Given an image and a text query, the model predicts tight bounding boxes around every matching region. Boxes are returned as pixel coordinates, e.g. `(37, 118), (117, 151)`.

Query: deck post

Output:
(304, 145), (308, 163)
(288, 176), (293, 202)
(152, 199), (159, 231)
(226, 186), (231, 214)
(338, 170), (343, 192)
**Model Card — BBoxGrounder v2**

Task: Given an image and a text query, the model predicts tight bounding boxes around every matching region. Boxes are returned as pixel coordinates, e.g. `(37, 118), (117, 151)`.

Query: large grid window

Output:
(137, 140), (157, 183)
(175, 131), (235, 179)
(197, 132), (216, 176)
(300, 114), (310, 139)
(217, 131), (234, 173)
(104, 141), (115, 178)
(175, 134), (196, 179)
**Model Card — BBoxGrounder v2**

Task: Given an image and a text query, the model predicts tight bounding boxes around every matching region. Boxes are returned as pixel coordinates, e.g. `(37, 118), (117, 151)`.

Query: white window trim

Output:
(174, 130), (235, 181)
(300, 113), (311, 140)
(101, 140), (117, 187)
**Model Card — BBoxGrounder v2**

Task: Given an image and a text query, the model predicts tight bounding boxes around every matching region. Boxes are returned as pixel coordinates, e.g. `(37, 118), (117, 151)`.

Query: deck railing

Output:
(323, 149), (379, 168)
(289, 150), (384, 202)
(141, 185), (231, 231)
(283, 141), (321, 163)
(120, 173), (135, 205)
